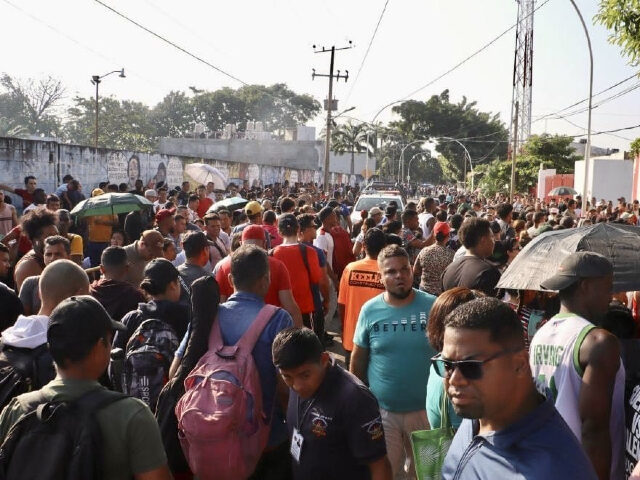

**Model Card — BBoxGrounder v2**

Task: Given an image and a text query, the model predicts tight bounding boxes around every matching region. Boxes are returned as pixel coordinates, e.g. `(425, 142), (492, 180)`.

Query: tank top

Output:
(530, 313), (625, 480)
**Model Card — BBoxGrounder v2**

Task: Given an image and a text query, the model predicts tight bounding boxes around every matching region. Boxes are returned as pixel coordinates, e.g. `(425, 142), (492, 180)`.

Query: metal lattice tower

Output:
(509, 0), (535, 150)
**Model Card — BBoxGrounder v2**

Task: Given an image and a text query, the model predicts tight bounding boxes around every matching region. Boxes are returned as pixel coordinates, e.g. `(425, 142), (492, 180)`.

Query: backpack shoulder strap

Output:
(297, 243), (312, 280)
(236, 304), (280, 353)
(207, 315), (224, 351)
(74, 388), (128, 412)
(16, 390), (48, 412)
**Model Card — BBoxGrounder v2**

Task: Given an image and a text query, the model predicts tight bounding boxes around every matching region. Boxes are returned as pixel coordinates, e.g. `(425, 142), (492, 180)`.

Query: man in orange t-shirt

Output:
(338, 228), (386, 366)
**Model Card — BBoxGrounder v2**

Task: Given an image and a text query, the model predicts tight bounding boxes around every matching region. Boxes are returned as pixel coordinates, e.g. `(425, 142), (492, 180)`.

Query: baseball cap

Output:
(91, 188), (105, 197)
(369, 207), (383, 216)
(145, 189), (157, 198)
(155, 208), (175, 223)
(433, 221), (451, 237)
(540, 251), (613, 291)
(245, 201), (263, 216)
(47, 295), (126, 349)
(242, 224), (266, 242)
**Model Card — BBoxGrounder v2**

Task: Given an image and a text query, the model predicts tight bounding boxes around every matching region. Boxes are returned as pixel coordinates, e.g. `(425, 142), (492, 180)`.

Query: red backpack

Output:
(321, 226), (355, 280)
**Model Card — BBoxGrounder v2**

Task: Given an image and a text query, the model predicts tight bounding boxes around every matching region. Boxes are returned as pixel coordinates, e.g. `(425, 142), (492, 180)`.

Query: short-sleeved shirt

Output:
(442, 255), (501, 297)
(0, 379), (167, 479)
(442, 394), (597, 479)
(314, 229), (334, 267)
(18, 275), (40, 313)
(13, 189), (33, 208)
(425, 363), (462, 430)
(215, 255), (292, 307)
(178, 262), (211, 288)
(287, 360), (387, 480)
(217, 292), (293, 446)
(401, 227), (420, 265)
(338, 258), (384, 351)
(353, 289), (436, 412)
(66, 233), (83, 258)
(416, 244), (455, 296)
(87, 215), (118, 243)
(196, 197), (213, 218)
(272, 243), (321, 314)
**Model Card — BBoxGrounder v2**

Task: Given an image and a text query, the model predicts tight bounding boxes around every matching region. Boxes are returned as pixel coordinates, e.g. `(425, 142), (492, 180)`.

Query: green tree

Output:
(390, 90), (509, 179)
(193, 87), (248, 133)
(328, 121), (373, 174)
(595, 1), (640, 66)
(631, 137), (640, 157)
(151, 91), (197, 138)
(476, 134), (578, 196)
(64, 96), (154, 151)
(0, 74), (64, 137)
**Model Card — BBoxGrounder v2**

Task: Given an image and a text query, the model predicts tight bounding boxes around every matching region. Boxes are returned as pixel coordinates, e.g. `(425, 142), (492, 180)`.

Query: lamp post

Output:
(437, 136), (474, 191)
(567, 0), (593, 217)
(398, 140), (428, 184)
(91, 68), (126, 149)
(407, 152), (428, 182)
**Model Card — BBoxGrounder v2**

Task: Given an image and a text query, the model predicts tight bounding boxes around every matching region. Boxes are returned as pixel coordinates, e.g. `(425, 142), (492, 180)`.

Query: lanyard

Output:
(296, 397), (316, 430)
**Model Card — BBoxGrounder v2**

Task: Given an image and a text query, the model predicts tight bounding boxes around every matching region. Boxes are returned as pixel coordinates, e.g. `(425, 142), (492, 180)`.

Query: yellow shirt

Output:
(87, 215), (118, 243)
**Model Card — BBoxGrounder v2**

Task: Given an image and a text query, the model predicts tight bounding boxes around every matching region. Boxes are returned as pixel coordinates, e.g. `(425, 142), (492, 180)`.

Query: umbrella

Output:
(497, 222), (640, 292)
(70, 193), (153, 218)
(185, 163), (227, 190)
(207, 196), (248, 213)
(548, 186), (578, 197)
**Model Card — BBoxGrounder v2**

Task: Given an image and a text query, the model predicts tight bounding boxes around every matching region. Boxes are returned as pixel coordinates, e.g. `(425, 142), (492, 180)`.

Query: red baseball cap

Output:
(155, 208), (175, 223)
(242, 225), (265, 242)
(433, 221), (451, 237)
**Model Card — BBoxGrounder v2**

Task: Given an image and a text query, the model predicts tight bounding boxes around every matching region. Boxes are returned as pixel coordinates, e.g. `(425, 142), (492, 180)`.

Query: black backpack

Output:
(120, 319), (179, 412)
(0, 388), (126, 480)
(0, 343), (54, 412)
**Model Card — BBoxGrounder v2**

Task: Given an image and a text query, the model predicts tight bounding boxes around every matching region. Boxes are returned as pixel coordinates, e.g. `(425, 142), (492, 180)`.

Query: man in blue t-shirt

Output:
(351, 245), (436, 479)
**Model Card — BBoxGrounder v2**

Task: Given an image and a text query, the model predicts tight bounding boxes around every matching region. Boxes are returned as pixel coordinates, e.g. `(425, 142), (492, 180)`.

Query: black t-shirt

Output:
(287, 361), (387, 480)
(441, 255), (501, 297)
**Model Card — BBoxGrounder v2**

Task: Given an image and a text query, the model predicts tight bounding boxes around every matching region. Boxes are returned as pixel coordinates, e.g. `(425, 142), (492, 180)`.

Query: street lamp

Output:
(567, 0), (593, 217)
(91, 68), (126, 149)
(407, 152), (429, 182)
(437, 136), (474, 191)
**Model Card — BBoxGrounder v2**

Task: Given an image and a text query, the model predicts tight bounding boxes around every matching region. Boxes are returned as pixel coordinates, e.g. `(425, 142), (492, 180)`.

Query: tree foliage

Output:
(328, 121), (374, 174)
(0, 73), (65, 137)
(390, 90), (509, 179)
(631, 137), (640, 157)
(595, 1), (640, 66)
(475, 134), (579, 196)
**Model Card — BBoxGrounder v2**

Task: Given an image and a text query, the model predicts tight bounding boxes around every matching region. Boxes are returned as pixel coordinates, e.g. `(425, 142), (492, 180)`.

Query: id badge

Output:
(290, 427), (304, 463)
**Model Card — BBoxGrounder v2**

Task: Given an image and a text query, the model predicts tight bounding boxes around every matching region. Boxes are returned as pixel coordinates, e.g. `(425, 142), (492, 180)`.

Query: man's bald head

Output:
(39, 259), (89, 316)
(139, 230), (165, 261)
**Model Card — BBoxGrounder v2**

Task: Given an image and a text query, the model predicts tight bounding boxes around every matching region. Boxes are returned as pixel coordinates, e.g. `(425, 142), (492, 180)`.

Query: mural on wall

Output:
(106, 152), (129, 186)
(248, 164), (260, 187)
(165, 157), (184, 188)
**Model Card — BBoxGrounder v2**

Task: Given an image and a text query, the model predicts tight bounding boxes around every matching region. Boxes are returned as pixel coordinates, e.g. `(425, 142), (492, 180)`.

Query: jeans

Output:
(380, 408), (429, 479)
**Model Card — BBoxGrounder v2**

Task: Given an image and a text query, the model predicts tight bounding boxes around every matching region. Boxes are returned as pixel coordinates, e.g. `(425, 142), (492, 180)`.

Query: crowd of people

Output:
(0, 172), (639, 479)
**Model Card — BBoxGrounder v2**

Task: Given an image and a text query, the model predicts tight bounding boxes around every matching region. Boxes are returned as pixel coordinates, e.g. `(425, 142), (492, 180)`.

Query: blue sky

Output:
(1, 0), (637, 150)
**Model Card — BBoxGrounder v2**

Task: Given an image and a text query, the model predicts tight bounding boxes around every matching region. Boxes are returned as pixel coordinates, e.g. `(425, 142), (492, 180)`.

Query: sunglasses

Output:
(431, 349), (519, 380)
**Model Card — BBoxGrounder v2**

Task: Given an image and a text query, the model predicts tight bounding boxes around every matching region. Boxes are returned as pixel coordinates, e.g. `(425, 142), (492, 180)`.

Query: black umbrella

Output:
(497, 222), (640, 292)
(207, 197), (248, 213)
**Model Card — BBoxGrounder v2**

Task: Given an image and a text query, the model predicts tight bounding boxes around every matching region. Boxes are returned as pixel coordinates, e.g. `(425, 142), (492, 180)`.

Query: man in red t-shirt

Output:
(0, 176), (37, 209)
(214, 224), (302, 327)
(195, 184), (213, 219)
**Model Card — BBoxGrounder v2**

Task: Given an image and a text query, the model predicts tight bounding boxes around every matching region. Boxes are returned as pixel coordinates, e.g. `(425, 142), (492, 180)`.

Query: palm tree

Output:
(330, 121), (374, 175)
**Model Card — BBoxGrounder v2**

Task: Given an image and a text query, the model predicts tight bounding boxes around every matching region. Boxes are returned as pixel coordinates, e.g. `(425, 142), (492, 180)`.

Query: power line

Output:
(534, 72), (639, 121)
(398, 0), (551, 102)
(343, 0), (391, 104)
(93, 0), (248, 86)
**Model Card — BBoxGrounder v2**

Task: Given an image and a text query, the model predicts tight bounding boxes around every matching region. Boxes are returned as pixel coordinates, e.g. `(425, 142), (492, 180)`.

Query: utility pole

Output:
(510, 101), (519, 202)
(90, 68), (125, 150)
(312, 42), (352, 194)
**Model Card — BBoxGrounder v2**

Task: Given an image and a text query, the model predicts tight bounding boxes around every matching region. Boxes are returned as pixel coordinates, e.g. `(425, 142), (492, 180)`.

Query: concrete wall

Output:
(0, 137), (350, 207)
(574, 158), (633, 203)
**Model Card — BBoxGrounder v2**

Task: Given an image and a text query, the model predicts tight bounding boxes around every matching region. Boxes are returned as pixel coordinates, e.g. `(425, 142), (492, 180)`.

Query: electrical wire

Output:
(343, 0), (391, 104)
(534, 72), (639, 121)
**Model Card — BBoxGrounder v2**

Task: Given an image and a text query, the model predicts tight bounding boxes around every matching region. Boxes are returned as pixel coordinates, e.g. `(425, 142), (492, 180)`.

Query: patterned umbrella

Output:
(70, 193), (153, 218)
(184, 163), (227, 190)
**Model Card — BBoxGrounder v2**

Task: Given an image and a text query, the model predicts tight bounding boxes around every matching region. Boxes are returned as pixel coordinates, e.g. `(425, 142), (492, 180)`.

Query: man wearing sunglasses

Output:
(439, 297), (597, 479)
(530, 251), (624, 480)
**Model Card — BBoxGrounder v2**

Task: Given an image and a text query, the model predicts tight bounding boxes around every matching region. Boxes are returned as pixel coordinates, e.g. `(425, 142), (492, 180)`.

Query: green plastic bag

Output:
(411, 390), (455, 480)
